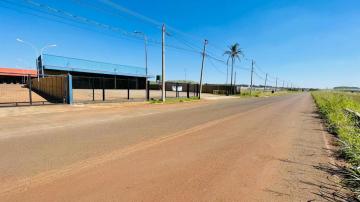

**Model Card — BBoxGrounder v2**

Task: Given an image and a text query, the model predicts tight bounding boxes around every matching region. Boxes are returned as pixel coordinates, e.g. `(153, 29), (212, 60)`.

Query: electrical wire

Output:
(1, 0), (296, 86)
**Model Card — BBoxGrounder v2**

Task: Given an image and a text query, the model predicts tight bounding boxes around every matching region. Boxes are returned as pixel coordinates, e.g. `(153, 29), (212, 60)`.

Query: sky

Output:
(0, 0), (359, 88)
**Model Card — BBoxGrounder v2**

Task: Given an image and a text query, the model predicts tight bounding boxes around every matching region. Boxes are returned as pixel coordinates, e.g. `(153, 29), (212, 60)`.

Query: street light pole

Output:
(16, 38), (39, 81)
(134, 31), (149, 98)
(17, 38), (56, 79)
(40, 44), (57, 78)
(161, 24), (166, 102)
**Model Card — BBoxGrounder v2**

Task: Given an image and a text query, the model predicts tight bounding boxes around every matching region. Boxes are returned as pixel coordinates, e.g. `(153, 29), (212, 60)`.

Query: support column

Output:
(28, 74), (33, 105)
(67, 73), (73, 104)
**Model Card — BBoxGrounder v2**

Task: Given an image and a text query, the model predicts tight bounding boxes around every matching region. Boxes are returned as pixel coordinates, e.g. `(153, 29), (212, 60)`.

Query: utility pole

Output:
(199, 39), (208, 99)
(250, 60), (254, 95)
(275, 77), (278, 92)
(144, 35), (148, 96)
(264, 73), (268, 92)
(161, 24), (166, 102)
(282, 80), (285, 90)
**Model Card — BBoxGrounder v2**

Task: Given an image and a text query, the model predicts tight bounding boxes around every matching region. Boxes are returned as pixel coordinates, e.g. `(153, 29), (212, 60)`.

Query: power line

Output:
(97, 0), (219, 54)
(99, 0), (298, 87)
(2, 0), (206, 56)
(206, 54), (250, 71)
(85, 0), (243, 67)
(99, 0), (162, 27)
(207, 57), (226, 75)
(75, 1), (294, 85)
(2, 0), (296, 86)
(2, 0), (143, 39)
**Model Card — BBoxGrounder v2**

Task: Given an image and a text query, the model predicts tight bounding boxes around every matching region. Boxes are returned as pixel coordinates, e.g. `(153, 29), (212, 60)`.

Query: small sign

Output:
(156, 75), (161, 83)
(172, 86), (183, 92)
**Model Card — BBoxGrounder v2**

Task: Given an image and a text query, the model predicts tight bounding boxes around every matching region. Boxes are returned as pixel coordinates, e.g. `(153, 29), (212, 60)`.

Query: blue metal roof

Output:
(41, 54), (150, 78)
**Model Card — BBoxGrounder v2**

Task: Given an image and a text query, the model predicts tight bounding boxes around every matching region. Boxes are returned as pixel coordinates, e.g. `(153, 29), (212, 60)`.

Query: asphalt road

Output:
(0, 93), (337, 201)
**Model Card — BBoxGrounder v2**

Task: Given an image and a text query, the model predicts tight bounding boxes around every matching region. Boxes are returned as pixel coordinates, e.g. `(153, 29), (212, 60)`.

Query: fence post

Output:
(187, 83), (190, 98)
(102, 77), (105, 101)
(28, 74), (32, 105)
(127, 78), (130, 100)
(197, 84), (200, 97)
(146, 80), (150, 101)
(176, 83), (179, 98)
(67, 73), (73, 104)
(92, 78), (95, 101)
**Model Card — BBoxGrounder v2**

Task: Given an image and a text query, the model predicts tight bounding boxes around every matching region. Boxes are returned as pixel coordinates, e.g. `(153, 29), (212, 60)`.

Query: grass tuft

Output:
(149, 96), (200, 104)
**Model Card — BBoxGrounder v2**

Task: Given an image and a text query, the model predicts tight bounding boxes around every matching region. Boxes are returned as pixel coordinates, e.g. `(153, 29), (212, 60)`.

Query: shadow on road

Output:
(312, 163), (358, 202)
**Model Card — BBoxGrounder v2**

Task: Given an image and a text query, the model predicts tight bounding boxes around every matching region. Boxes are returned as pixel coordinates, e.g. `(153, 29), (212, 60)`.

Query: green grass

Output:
(312, 91), (360, 197)
(239, 90), (295, 98)
(149, 96), (200, 104)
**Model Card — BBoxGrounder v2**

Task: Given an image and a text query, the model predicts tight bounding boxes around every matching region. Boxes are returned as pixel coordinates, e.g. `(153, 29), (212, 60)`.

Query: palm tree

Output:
(224, 43), (244, 93)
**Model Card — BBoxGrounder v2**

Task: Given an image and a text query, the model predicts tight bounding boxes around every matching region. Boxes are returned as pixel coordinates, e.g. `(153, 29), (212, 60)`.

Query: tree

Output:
(224, 43), (244, 93)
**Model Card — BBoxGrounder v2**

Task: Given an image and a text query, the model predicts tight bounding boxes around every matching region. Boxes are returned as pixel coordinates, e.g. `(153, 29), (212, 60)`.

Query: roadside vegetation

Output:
(312, 91), (360, 198)
(149, 96), (200, 104)
(239, 89), (296, 98)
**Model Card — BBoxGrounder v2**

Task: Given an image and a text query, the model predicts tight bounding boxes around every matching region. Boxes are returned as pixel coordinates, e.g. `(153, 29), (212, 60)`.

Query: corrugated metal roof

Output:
(0, 68), (37, 77)
(41, 54), (150, 78)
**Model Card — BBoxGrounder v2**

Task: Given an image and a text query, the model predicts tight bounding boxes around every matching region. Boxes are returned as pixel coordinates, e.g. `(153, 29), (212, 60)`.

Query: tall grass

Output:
(149, 96), (199, 104)
(239, 90), (294, 97)
(312, 91), (360, 197)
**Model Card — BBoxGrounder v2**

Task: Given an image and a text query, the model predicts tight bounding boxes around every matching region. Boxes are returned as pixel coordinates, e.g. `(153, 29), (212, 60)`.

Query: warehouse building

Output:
(0, 67), (37, 84)
(38, 54), (149, 89)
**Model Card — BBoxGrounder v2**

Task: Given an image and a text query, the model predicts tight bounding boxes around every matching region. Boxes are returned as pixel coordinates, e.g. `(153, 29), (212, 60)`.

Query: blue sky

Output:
(0, 0), (359, 88)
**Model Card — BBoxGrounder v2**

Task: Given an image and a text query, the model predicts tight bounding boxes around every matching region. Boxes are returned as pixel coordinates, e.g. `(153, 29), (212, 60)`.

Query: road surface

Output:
(0, 93), (338, 201)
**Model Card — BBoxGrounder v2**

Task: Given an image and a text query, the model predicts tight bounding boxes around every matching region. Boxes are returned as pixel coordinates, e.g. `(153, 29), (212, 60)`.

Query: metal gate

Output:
(0, 74), (68, 107)
(72, 76), (145, 103)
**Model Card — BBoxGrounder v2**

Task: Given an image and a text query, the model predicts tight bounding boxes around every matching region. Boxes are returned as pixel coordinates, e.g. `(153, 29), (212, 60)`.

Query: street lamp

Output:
(16, 38), (57, 79)
(40, 44), (57, 77)
(134, 31), (148, 93)
(16, 38), (40, 80)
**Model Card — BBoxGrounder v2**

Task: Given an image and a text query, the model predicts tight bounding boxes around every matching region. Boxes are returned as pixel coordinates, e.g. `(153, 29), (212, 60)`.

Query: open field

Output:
(0, 93), (346, 201)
